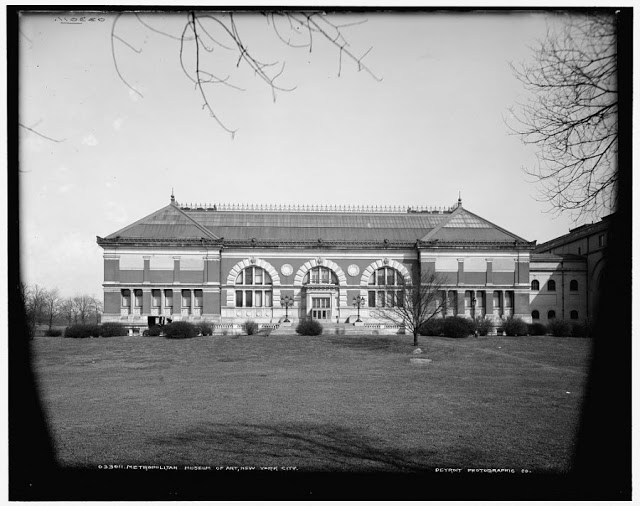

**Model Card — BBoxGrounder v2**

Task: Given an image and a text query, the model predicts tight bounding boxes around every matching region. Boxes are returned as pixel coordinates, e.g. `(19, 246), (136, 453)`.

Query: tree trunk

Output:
(413, 331), (418, 346)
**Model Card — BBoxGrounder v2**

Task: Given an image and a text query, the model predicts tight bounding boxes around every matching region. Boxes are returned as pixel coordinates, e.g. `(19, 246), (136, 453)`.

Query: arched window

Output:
(531, 310), (540, 320)
(547, 280), (556, 291)
(303, 266), (338, 285)
(531, 280), (540, 291)
(548, 310), (556, 320)
(367, 267), (405, 307)
(235, 266), (273, 308)
(570, 280), (578, 291)
(570, 310), (579, 320)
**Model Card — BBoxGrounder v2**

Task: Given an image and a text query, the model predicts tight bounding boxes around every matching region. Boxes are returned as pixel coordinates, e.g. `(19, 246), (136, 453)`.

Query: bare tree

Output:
(43, 288), (62, 331)
(91, 297), (104, 324)
(509, 13), (617, 221)
(60, 297), (77, 325)
(111, 11), (381, 138)
(373, 272), (447, 346)
(23, 283), (48, 335)
(73, 295), (96, 325)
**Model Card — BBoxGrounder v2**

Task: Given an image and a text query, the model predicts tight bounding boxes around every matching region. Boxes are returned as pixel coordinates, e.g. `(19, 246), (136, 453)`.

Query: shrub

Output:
(441, 316), (474, 338)
(64, 324), (101, 338)
(418, 318), (444, 336)
(502, 316), (528, 336)
(548, 319), (572, 337)
(244, 320), (259, 336)
(197, 322), (213, 336)
(296, 319), (323, 336)
(100, 322), (127, 337)
(45, 328), (62, 337)
(146, 325), (162, 337)
(164, 321), (198, 339)
(527, 322), (548, 336)
(473, 316), (493, 336)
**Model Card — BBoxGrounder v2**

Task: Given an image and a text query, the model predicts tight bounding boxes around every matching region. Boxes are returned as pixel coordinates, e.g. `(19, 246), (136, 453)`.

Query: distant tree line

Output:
(20, 283), (102, 338)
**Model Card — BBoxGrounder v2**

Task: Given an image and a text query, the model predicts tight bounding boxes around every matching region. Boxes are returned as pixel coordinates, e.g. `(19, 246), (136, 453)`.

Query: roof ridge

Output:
(177, 201), (458, 214)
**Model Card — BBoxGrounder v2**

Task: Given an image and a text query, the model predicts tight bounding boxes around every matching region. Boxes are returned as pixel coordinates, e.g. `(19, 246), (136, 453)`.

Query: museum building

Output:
(96, 195), (596, 333)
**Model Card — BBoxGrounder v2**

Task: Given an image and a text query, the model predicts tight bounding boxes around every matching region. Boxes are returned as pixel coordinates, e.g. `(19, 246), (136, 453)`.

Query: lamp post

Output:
(353, 295), (365, 323)
(280, 295), (293, 323)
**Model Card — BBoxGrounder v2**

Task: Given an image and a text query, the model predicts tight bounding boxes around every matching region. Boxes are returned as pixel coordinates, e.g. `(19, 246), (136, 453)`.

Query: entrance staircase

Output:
(268, 322), (404, 336)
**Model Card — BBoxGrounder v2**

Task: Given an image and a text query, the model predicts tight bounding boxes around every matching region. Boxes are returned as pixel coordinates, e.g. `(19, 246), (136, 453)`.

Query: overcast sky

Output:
(19, 10), (603, 298)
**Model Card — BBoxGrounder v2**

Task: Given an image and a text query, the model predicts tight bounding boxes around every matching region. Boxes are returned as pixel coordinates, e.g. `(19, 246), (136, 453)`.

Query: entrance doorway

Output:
(311, 297), (331, 320)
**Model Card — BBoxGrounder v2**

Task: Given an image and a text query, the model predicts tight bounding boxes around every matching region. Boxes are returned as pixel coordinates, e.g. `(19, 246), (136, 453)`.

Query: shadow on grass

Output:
(148, 421), (438, 472)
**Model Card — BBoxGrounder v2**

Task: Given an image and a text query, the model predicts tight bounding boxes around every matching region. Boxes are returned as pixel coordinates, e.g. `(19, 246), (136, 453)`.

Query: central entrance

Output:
(302, 265), (340, 322)
(311, 296), (331, 320)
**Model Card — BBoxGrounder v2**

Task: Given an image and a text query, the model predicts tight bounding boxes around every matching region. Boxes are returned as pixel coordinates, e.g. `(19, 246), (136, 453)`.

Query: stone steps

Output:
(269, 323), (403, 336)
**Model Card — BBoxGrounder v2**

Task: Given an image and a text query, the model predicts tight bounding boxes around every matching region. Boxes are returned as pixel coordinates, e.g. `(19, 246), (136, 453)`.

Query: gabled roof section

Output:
(104, 204), (219, 241)
(420, 206), (529, 243)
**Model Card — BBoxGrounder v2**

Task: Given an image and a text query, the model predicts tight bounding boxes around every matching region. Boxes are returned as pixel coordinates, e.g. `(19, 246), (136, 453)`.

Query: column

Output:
(456, 290), (465, 316)
(161, 289), (165, 317)
(469, 290), (475, 319)
(486, 290), (494, 320)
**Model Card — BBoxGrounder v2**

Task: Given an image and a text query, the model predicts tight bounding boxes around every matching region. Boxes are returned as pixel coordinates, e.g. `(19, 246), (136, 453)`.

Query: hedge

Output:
(442, 316), (474, 338)
(164, 321), (198, 339)
(100, 322), (128, 337)
(64, 324), (101, 338)
(502, 316), (528, 336)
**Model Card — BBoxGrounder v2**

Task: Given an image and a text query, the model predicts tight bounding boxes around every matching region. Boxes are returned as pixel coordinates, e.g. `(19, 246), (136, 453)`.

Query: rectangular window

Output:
(245, 268), (253, 285)
(164, 290), (173, 307)
(255, 269), (263, 285)
(378, 291), (385, 307)
(134, 289), (142, 307)
(245, 291), (253, 308)
(311, 269), (319, 284)
(255, 291), (262, 307)
(387, 291), (395, 307)
(236, 290), (243, 308)
(264, 291), (273, 307)
(321, 268), (329, 284)
(182, 290), (191, 307)
(152, 289), (161, 307)
(194, 290), (203, 307)
(505, 291), (513, 308)
(387, 269), (395, 286)
(122, 290), (131, 307)
(377, 270), (385, 285)
(368, 291), (376, 307)
(396, 291), (404, 307)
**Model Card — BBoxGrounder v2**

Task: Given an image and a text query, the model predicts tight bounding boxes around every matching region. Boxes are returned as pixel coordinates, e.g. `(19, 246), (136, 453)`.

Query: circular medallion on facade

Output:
(281, 263), (293, 276)
(347, 264), (360, 277)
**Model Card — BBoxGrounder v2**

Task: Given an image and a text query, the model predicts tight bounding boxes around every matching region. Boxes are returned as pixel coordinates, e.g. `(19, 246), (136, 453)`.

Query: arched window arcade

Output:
(235, 266), (273, 308)
(367, 267), (405, 307)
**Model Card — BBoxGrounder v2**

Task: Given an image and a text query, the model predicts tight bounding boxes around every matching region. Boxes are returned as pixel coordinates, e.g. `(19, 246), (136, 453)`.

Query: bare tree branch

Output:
(109, 11), (381, 137)
(19, 122), (65, 143)
(508, 14), (617, 222)
(110, 13), (143, 99)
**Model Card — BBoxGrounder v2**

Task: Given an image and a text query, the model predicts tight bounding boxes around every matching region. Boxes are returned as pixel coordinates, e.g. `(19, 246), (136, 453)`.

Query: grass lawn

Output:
(31, 333), (591, 473)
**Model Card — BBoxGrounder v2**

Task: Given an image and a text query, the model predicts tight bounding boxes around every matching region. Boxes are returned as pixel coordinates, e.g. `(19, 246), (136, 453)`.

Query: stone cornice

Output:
(97, 236), (536, 251)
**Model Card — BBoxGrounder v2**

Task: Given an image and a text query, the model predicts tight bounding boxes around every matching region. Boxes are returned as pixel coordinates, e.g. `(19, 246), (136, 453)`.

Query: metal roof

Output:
(101, 203), (532, 246)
